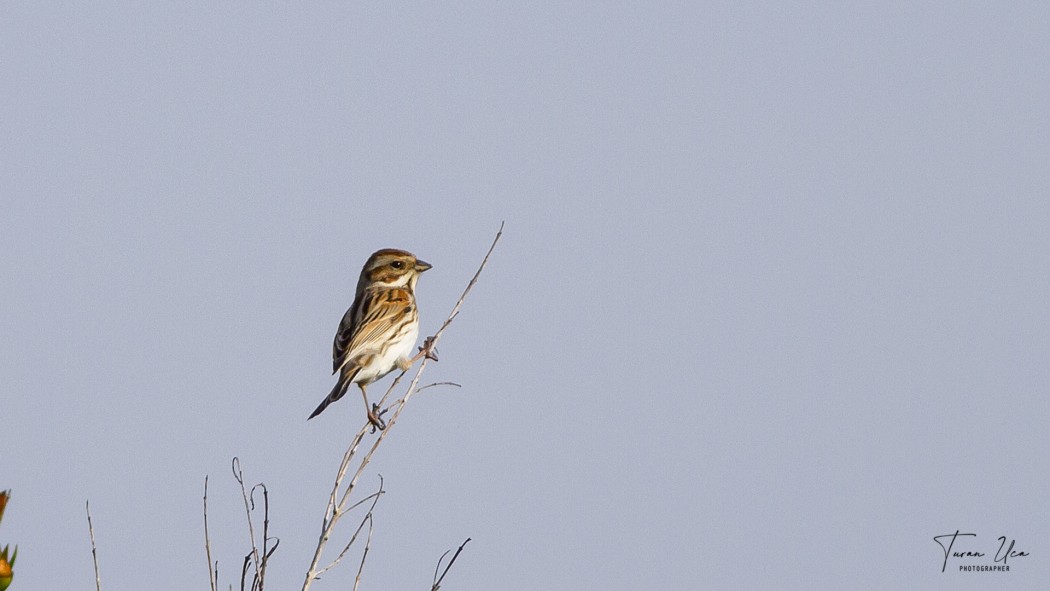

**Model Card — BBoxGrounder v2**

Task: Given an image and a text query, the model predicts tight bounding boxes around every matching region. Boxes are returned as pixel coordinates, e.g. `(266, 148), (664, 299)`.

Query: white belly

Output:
(353, 321), (419, 384)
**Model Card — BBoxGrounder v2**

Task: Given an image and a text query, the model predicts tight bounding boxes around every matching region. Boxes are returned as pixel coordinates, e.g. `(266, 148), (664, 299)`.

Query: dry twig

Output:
(86, 500), (101, 591)
(233, 458), (262, 588)
(204, 476), (219, 591)
(351, 514), (374, 591)
(431, 538), (472, 591)
(415, 381), (462, 394)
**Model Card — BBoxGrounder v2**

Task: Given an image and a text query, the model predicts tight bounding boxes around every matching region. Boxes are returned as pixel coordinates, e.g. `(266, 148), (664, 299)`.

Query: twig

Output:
(301, 222), (503, 590)
(240, 555), (251, 591)
(204, 476), (219, 591)
(432, 538), (472, 591)
(251, 483), (275, 591)
(86, 500), (101, 591)
(415, 381), (462, 394)
(232, 458), (262, 589)
(435, 221), (504, 335)
(351, 514), (374, 591)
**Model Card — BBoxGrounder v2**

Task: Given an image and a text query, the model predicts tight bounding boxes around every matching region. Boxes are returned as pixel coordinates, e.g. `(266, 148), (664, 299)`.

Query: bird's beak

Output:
(415, 260), (432, 272)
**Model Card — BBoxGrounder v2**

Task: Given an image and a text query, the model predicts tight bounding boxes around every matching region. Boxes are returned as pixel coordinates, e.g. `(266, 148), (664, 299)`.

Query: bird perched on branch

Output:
(309, 249), (432, 430)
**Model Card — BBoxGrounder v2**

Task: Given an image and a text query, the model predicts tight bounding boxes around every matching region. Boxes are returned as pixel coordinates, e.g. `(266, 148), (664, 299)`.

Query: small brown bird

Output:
(309, 249), (432, 429)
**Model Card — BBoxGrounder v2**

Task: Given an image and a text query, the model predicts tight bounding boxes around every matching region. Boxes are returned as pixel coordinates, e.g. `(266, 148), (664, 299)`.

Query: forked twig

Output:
(232, 458), (262, 588)
(86, 500), (102, 591)
(316, 476), (384, 577)
(301, 222), (502, 590)
(252, 482), (278, 591)
(432, 538), (472, 591)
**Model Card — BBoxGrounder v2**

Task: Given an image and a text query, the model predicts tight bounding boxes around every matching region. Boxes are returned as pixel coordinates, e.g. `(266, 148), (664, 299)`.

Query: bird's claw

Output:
(419, 336), (439, 362)
(368, 403), (389, 433)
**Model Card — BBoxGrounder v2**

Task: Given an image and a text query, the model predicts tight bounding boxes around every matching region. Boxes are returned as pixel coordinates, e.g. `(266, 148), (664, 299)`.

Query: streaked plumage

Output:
(309, 249), (431, 428)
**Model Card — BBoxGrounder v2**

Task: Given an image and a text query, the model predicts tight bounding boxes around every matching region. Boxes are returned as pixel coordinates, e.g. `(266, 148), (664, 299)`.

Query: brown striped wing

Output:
(333, 289), (364, 373)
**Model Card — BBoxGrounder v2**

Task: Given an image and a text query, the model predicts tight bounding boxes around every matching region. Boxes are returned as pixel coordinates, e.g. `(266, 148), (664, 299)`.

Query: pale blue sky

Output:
(3, 2), (1049, 589)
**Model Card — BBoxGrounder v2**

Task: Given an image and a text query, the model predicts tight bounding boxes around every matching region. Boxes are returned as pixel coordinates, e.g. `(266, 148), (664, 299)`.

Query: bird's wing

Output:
(333, 288), (413, 374)
(333, 293), (361, 373)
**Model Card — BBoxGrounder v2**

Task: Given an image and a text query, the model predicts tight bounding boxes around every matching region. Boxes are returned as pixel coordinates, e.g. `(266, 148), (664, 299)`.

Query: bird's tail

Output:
(308, 375), (351, 420)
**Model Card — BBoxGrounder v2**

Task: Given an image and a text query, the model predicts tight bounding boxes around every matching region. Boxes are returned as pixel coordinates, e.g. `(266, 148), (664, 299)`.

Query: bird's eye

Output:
(390, 261), (404, 269)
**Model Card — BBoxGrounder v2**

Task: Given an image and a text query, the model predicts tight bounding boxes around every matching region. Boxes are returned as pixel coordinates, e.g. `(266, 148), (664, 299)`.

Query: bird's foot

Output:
(368, 403), (388, 433)
(419, 336), (439, 362)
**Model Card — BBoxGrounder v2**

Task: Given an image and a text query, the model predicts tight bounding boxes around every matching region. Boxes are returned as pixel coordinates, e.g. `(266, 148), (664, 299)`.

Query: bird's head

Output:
(359, 249), (432, 290)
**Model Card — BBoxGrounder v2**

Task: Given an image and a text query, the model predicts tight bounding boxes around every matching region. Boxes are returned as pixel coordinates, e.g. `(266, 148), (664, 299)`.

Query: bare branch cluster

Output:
(232, 458), (280, 591)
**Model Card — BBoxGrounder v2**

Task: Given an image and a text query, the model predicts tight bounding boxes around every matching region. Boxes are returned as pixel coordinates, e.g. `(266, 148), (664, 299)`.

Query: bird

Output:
(309, 248), (432, 429)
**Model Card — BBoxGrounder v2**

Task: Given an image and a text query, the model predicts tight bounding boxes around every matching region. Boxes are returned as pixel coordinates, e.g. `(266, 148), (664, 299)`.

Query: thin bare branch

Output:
(204, 476), (219, 591)
(415, 381), (462, 394)
(252, 483), (273, 591)
(435, 221), (504, 337)
(233, 457), (265, 591)
(240, 554), (251, 591)
(432, 538), (472, 591)
(351, 514), (375, 591)
(86, 501), (102, 591)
